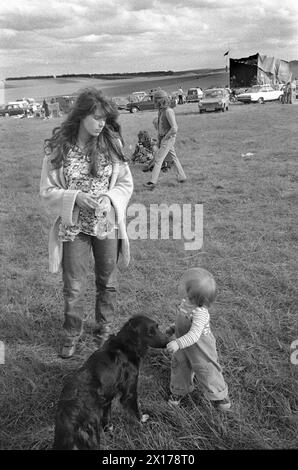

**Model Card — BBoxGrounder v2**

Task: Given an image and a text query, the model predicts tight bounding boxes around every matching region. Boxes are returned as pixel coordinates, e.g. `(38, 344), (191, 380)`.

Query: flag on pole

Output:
(224, 50), (229, 56)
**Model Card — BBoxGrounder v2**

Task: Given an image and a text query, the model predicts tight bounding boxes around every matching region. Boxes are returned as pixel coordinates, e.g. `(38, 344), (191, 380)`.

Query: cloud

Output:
(0, 0), (298, 77)
(125, 0), (155, 11)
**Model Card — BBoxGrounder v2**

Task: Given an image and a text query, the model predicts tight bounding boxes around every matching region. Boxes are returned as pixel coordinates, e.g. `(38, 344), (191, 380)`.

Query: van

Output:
(8, 101), (25, 108)
(186, 87), (203, 103)
(128, 91), (147, 102)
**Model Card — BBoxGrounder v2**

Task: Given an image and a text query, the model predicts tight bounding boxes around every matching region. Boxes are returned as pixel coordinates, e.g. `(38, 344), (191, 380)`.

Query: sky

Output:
(1, 0), (298, 79)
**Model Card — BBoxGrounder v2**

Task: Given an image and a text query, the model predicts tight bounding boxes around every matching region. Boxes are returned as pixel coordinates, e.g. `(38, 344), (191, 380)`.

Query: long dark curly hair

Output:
(44, 87), (128, 171)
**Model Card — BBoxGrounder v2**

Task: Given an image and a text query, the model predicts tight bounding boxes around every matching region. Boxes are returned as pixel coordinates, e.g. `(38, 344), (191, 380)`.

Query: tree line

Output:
(6, 71), (175, 81)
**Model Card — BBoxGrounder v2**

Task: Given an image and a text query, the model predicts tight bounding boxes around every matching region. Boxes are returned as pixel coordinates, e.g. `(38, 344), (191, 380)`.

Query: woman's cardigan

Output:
(40, 155), (133, 273)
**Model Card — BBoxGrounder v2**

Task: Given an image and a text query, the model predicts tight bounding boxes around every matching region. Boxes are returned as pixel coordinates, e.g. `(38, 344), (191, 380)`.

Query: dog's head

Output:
(124, 315), (169, 351)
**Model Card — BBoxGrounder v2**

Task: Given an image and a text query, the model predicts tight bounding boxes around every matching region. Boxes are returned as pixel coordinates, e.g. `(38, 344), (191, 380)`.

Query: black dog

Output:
(53, 315), (169, 450)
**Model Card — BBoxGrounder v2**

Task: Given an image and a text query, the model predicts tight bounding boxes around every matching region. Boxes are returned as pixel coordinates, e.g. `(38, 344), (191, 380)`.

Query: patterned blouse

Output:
(58, 144), (114, 241)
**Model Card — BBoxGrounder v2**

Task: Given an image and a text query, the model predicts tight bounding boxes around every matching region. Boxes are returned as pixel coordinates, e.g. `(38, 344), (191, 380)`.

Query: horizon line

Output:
(4, 66), (228, 81)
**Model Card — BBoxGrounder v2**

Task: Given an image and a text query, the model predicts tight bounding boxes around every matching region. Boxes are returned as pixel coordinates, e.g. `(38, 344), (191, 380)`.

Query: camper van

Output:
(186, 87), (203, 103)
(128, 91), (147, 102)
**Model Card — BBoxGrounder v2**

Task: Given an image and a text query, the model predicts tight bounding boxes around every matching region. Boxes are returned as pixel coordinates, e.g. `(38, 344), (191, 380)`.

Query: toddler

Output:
(131, 130), (157, 169)
(131, 130), (172, 173)
(166, 267), (231, 411)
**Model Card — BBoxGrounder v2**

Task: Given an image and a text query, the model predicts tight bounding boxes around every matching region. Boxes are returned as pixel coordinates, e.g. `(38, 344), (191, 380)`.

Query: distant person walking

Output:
(289, 80), (296, 103)
(42, 99), (50, 119)
(143, 90), (186, 189)
(178, 87), (184, 104)
(281, 84), (287, 104)
(283, 81), (294, 104)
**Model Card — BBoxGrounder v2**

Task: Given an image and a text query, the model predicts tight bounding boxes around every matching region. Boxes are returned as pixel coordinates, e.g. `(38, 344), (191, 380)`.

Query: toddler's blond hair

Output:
(181, 267), (216, 308)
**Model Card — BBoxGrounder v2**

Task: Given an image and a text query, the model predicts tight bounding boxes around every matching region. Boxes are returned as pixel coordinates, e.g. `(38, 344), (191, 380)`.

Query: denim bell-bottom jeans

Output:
(150, 136), (186, 184)
(62, 231), (119, 337)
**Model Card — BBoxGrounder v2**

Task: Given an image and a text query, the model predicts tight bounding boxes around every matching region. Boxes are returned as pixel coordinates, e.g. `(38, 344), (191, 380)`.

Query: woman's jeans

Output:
(62, 231), (119, 337)
(151, 136), (186, 184)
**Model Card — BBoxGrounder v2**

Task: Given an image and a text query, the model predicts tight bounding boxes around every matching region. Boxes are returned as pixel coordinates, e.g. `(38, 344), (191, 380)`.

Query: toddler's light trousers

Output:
(170, 311), (229, 401)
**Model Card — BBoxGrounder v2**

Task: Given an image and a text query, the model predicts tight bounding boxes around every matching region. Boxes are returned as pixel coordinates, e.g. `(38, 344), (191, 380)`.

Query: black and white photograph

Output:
(0, 0), (297, 454)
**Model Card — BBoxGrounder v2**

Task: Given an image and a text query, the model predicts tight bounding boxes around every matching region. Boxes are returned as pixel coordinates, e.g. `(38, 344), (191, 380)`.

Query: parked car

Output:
(22, 98), (41, 113)
(0, 103), (25, 117)
(29, 101), (42, 113)
(126, 94), (155, 113)
(236, 85), (283, 104)
(186, 87), (203, 102)
(55, 95), (76, 113)
(126, 94), (176, 113)
(15, 99), (30, 109)
(198, 88), (230, 113)
(111, 96), (127, 110)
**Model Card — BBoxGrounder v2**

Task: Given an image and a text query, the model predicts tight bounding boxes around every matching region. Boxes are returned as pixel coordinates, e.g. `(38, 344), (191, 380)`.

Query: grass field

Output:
(0, 99), (297, 450)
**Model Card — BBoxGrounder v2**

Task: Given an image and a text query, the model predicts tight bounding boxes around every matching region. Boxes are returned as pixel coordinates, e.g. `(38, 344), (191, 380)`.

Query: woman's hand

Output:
(166, 340), (179, 354)
(97, 196), (111, 216)
(75, 192), (98, 210)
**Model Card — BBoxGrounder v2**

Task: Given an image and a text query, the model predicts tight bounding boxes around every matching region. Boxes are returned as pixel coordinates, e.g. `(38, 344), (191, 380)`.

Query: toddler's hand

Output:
(167, 340), (179, 354)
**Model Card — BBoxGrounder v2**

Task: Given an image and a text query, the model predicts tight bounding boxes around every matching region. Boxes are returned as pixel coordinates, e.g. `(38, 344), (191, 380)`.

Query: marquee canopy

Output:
(230, 53), (292, 88)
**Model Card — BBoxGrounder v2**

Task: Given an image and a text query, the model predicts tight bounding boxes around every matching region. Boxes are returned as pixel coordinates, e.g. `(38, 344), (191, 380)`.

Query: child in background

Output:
(131, 130), (157, 170)
(166, 267), (231, 411)
(131, 129), (172, 173)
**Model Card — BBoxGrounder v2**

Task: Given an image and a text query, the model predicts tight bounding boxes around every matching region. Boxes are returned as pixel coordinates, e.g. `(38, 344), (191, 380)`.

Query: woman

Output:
(40, 88), (133, 358)
(144, 89), (186, 189)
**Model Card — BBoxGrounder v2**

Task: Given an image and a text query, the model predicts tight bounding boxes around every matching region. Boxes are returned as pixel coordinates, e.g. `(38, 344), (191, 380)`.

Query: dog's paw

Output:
(103, 424), (114, 434)
(140, 414), (149, 423)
